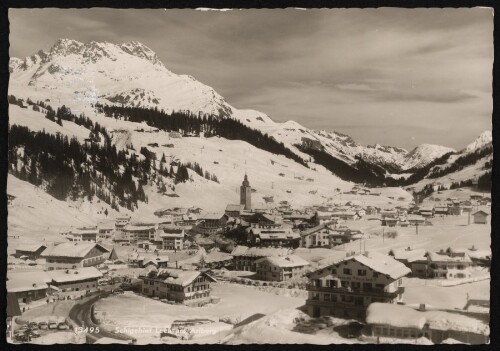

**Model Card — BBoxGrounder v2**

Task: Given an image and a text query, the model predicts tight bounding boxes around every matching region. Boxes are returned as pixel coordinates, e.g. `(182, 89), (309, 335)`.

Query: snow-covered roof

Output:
(230, 245), (292, 258)
(300, 223), (336, 236)
(256, 254), (310, 268)
(154, 268), (216, 287)
(226, 204), (245, 212)
(428, 252), (472, 263)
(390, 248), (427, 262)
(316, 211), (333, 218)
(43, 242), (109, 258)
(7, 271), (52, 292)
(366, 303), (427, 329)
(314, 252), (411, 279)
(407, 215), (426, 221)
(123, 224), (155, 231)
(367, 303), (489, 335)
(202, 212), (224, 220)
(254, 232), (300, 240)
(15, 243), (47, 253)
(98, 222), (115, 230)
(49, 267), (102, 283)
(71, 226), (98, 235)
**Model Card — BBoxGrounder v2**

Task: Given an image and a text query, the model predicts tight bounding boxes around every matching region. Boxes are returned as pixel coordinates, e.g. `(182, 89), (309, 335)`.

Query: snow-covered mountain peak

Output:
(119, 40), (164, 67)
(463, 130), (492, 154)
(403, 144), (456, 170)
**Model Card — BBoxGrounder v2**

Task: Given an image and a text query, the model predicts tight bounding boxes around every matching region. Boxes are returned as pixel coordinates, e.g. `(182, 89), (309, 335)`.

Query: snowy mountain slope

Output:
(9, 38), (460, 174)
(407, 131), (492, 191)
(402, 144), (456, 170)
(9, 104), (91, 142)
(9, 39), (232, 117)
(7, 174), (118, 247)
(7, 103), (355, 214)
(462, 130), (492, 154)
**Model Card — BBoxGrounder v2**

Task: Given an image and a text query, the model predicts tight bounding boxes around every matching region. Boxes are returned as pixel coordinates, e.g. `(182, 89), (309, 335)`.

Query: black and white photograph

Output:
(6, 7), (493, 345)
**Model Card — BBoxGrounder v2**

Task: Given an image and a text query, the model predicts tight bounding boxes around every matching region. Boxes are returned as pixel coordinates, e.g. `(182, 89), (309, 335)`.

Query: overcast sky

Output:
(9, 8), (493, 150)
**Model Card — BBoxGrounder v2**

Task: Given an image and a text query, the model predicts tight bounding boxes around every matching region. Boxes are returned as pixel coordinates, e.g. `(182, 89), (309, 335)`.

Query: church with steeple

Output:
(240, 174), (252, 210)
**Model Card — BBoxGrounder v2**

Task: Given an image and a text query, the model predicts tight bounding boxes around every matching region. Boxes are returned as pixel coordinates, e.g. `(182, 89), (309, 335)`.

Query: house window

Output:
(343, 268), (351, 275)
(341, 280), (349, 288)
(358, 269), (367, 276)
(324, 294), (330, 302)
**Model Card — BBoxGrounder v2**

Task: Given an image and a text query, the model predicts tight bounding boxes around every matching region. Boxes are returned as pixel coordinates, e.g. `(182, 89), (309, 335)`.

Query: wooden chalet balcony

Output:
(306, 284), (404, 298)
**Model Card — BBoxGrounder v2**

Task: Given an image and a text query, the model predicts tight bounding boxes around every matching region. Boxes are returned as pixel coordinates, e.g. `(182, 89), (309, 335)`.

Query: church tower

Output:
(240, 174), (252, 210)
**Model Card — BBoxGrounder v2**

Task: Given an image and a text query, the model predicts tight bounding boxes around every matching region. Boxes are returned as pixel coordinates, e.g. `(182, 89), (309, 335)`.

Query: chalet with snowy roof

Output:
(407, 215), (426, 226)
(159, 226), (185, 250)
(388, 248), (428, 278)
(14, 244), (47, 260)
(114, 216), (131, 232)
(7, 271), (53, 303)
(435, 205), (450, 216)
(225, 204), (245, 218)
(380, 209), (398, 219)
(255, 255), (310, 282)
(331, 211), (358, 221)
(314, 211), (336, 225)
(123, 222), (156, 243)
(472, 210), (489, 224)
(139, 268), (216, 306)
(137, 241), (158, 250)
(230, 245), (293, 272)
(366, 303), (489, 344)
(383, 217), (399, 227)
(142, 256), (169, 268)
(48, 267), (102, 294)
(43, 242), (109, 271)
(305, 251), (410, 320)
(300, 223), (337, 248)
(197, 213), (226, 234)
(67, 226), (99, 242)
(97, 222), (115, 240)
(419, 206), (435, 217)
(246, 223), (300, 248)
(427, 251), (473, 279)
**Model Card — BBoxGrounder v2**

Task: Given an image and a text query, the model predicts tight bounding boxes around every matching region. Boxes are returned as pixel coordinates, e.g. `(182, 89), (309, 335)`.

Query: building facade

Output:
(255, 255), (309, 282)
(305, 252), (410, 320)
(140, 268), (217, 306)
(43, 242), (109, 271)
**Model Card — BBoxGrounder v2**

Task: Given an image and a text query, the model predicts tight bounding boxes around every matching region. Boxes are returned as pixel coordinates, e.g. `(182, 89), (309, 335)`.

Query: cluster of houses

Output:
(388, 246), (488, 279)
(8, 242), (114, 304)
(303, 250), (489, 344)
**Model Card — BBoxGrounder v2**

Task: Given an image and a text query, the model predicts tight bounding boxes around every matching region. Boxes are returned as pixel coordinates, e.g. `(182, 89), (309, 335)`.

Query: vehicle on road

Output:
(38, 321), (48, 330)
(15, 333), (30, 342)
(48, 322), (58, 330)
(28, 330), (41, 338)
(57, 322), (69, 330)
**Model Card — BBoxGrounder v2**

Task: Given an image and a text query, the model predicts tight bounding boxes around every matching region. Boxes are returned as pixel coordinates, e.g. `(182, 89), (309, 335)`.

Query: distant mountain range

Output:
(8, 38), (492, 210)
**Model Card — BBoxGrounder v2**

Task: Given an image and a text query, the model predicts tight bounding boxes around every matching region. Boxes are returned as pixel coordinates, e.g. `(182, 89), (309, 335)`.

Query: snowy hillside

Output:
(9, 38), (460, 173)
(7, 104), (355, 214)
(402, 144), (456, 170)
(462, 130), (492, 154)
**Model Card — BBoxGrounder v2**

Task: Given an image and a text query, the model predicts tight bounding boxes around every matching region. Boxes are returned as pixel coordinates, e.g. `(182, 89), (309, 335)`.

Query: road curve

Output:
(69, 288), (134, 343)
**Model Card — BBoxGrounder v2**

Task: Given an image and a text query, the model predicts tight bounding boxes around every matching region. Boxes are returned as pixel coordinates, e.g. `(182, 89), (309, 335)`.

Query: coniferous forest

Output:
(94, 104), (307, 167)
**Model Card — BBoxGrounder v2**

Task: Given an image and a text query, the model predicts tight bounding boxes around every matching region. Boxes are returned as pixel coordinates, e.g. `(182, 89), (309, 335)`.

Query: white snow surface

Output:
(9, 38), (475, 173)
